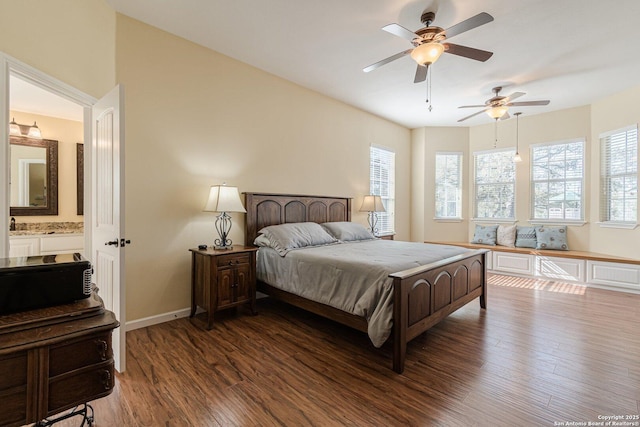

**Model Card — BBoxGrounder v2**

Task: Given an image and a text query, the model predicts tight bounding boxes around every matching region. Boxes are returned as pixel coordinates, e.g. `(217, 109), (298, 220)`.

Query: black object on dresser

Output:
(0, 253), (92, 315)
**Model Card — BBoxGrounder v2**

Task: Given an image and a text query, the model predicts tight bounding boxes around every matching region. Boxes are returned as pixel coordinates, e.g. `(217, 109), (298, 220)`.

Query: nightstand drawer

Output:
(216, 253), (250, 267)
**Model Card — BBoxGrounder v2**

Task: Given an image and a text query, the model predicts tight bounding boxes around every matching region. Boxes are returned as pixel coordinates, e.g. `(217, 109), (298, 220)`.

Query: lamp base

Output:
(213, 244), (233, 250)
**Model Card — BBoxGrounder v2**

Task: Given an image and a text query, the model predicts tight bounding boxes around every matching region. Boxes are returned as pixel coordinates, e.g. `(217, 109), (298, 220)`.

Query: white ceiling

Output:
(10, 76), (84, 122)
(16, 1), (640, 129)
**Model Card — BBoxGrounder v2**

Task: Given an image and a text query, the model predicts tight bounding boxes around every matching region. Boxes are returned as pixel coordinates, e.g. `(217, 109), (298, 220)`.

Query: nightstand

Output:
(189, 246), (258, 329)
(378, 233), (395, 240)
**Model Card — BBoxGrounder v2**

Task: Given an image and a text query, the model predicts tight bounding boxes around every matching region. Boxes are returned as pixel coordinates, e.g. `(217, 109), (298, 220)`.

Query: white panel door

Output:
(92, 85), (126, 372)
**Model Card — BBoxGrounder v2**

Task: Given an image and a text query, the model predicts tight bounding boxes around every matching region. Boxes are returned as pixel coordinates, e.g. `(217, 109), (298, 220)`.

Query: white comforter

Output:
(256, 240), (471, 347)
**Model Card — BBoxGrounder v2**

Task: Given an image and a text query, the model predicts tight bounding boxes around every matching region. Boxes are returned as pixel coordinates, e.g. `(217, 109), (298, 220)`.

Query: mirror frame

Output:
(10, 135), (58, 216)
(76, 143), (83, 215)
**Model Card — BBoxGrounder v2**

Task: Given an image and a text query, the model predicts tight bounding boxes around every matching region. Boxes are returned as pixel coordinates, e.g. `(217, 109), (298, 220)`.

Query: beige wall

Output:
(0, 0), (115, 99)
(9, 111), (83, 223)
(589, 84), (640, 259)
(115, 15), (411, 320)
(411, 126), (470, 243)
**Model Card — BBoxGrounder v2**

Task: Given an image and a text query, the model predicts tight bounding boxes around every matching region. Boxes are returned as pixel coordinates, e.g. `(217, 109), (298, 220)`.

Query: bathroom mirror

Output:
(10, 136), (58, 216)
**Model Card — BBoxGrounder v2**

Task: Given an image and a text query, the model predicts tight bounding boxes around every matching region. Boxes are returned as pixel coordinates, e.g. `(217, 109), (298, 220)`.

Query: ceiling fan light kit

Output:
(487, 105), (508, 119)
(410, 42), (444, 65)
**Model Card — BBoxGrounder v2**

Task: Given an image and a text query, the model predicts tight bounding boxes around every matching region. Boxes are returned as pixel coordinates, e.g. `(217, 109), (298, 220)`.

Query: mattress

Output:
(257, 240), (470, 347)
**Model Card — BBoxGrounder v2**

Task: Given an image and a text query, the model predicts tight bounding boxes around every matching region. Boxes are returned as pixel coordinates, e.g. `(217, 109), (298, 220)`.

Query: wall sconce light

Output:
(9, 118), (21, 135)
(9, 118), (43, 139)
(27, 122), (42, 139)
(203, 184), (246, 250)
(359, 195), (386, 236)
(514, 112), (523, 162)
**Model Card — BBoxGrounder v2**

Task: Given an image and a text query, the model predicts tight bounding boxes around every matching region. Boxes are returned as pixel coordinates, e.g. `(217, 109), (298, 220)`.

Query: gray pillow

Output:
(515, 226), (537, 248)
(535, 226), (569, 250)
(321, 222), (375, 242)
(470, 224), (498, 245)
(257, 222), (338, 256)
(496, 224), (516, 247)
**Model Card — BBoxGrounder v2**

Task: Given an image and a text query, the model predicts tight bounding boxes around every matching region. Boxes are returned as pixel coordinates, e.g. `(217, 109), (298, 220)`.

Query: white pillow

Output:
(321, 222), (375, 242)
(497, 224), (516, 247)
(257, 222), (338, 256)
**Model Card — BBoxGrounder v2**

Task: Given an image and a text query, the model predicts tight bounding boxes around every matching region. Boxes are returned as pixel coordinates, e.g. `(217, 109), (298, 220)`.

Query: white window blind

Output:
(435, 152), (462, 219)
(531, 139), (585, 221)
(474, 149), (516, 220)
(370, 146), (395, 234)
(600, 126), (638, 223)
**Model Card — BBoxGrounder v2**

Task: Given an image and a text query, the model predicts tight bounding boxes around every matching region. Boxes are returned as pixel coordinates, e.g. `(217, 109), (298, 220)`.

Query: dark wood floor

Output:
(49, 275), (640, 426)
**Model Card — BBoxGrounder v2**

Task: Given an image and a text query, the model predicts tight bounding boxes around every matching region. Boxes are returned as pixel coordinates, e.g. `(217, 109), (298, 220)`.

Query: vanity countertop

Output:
(9, 221), (84, 237)
(10, 230), (84, 237)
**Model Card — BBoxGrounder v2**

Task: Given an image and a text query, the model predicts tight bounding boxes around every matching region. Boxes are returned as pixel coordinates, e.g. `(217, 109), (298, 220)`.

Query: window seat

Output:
(427, 241), (640, 294)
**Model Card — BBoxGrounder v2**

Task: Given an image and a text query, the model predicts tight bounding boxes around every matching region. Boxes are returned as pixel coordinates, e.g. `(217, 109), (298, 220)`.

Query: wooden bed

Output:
(244, 192), (488, 373)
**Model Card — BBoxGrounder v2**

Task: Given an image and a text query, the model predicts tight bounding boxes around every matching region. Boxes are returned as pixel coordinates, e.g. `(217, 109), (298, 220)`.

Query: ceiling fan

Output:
(363, 10), (494, 83)
(457, 86), (551, 122)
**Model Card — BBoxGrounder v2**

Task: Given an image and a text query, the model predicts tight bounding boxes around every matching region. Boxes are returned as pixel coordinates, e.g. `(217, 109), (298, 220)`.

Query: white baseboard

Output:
(125, 307), (193, 332)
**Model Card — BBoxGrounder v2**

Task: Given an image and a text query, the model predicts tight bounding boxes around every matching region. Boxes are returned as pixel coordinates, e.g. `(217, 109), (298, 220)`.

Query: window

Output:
(600, 126), (638, 224)
(474, 149), (516, 220)
(531, 140), (584, 221)
(370, 146), (395, 233)
(435, 152), (462, 219)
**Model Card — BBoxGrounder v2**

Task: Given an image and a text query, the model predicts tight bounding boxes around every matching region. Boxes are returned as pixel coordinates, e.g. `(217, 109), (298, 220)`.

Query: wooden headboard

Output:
(244, 193), (352, 246)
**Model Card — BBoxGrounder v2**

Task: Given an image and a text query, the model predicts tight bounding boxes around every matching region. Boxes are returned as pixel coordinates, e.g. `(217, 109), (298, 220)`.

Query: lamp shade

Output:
(203, 185), (246, 213)
(486, 106), (508, 119)
(9, 118), (21, 136)
(410, 42), (444, 65)
(27, 122), (42, 139)
(359, 195), (386, 213)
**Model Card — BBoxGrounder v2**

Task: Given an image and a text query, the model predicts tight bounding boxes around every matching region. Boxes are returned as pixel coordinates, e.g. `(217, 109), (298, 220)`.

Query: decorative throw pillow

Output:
(515, 226), (537, 248)
(535, 226), (569, 250)
(496, 224), (516, 247)
(470, 224), (498, 245)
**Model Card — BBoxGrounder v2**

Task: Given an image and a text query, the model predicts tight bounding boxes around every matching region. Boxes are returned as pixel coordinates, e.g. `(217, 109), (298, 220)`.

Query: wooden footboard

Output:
(390, 249), (488, 373)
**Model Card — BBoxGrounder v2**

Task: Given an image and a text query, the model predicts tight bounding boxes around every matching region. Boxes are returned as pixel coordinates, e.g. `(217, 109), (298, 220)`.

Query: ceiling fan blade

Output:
(458, 104), (488, 108)
(444, 12), (494, 39)
(509, 100), (551, 106)
(382, 23), (419, 42)
(414, 64), (428, 83)
(458, 108), (489, 122)
(363, 49), (413, 73)
(443, 43), (493, 62)
(503, 92), (526, 103)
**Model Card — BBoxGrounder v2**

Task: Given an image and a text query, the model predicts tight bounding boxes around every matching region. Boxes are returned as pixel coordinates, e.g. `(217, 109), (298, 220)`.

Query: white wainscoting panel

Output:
(492, 252), (535, 275)
(536, 256), (585, 282)
(586, 261), (640, 292)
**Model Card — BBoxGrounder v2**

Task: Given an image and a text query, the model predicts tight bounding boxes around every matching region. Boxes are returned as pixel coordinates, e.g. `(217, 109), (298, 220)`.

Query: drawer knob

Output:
(100, 369), (112, 390)
(95, 339), (108, 360)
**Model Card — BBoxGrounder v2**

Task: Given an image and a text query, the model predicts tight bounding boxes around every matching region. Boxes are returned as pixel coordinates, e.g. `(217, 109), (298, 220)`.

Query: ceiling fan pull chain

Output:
(494, 118), (498, 148)
(426, 66), (433, 112)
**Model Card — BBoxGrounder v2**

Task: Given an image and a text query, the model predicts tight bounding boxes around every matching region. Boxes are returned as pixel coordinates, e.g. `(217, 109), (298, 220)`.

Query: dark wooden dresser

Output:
(0, 293), (119, 427)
